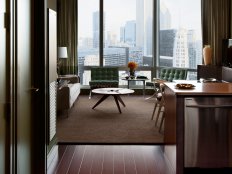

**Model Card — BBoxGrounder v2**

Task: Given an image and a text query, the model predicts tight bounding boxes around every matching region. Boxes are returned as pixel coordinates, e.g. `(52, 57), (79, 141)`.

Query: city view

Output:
(78, 0), (202, 85)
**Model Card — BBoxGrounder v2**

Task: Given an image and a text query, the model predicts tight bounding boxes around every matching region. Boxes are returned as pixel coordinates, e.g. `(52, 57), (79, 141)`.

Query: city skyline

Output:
(78, 0), (201, 39)
(78, 0), (202, 84)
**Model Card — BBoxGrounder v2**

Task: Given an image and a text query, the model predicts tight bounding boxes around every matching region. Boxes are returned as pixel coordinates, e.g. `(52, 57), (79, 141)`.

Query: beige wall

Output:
(48, 0), (57, 11)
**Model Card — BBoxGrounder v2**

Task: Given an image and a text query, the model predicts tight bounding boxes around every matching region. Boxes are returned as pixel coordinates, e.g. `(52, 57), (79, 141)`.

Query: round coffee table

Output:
(91, 88), (134, 113)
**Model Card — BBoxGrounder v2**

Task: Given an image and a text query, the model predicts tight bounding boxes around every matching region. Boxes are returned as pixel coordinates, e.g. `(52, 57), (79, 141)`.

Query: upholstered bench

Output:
(89, 67), (119, 98)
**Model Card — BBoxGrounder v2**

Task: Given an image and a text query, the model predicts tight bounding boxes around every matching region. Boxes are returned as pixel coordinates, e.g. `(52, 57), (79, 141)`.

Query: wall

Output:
(48, 0), (57, 11)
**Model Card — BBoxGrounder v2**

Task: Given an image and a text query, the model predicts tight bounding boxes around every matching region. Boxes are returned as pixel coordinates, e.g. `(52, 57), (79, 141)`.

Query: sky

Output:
(163, 0), (201, 30)
(78, 0), (202, 39)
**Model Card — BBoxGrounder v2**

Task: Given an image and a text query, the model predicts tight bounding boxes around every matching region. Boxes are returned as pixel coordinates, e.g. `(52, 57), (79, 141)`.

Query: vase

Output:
(203, 45), (212, 65)
(129, 69), (135, 77)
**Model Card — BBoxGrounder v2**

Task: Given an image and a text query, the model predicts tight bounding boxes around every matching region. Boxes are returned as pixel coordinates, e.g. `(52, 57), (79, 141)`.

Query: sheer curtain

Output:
(201, 0), (231, 65)
(57, 0), (77, 75)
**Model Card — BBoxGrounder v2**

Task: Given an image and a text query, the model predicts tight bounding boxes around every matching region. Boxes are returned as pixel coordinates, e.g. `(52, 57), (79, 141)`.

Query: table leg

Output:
(117, 95), (126, 107)
(92, 95), (109, 109)
(113, 95), (122, 113)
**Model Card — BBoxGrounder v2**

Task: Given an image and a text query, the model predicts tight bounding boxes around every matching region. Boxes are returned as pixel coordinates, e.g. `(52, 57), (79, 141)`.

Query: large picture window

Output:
(78, 0), (202, 85)
(159, 0), (202, 79)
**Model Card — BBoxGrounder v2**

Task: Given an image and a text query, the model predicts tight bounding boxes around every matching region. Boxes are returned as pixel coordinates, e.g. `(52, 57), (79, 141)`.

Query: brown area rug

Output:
(57, 95), (164, 144)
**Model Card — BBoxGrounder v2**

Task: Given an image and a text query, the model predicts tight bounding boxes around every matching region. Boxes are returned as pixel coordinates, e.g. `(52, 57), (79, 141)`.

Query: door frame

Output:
(8, 0), (48, 173)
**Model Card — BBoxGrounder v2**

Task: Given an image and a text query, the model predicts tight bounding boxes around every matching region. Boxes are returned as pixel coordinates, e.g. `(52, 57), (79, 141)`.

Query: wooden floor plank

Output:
(78, 145), (96, 174)
(102, 146), (114, 174)
(67, 145), (86, 174)
(123, 146), (137, 174)
(113, 146), (125, 174)
(142, 146), (162, 174)
(133, 146), (149, 174)
(55, 145), (76, 174)
(90, 145), (104, 174)
(48, 145), (174, 174)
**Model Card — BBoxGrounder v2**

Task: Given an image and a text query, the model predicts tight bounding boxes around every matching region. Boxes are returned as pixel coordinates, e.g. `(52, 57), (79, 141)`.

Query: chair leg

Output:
(159, 111), (165, 133)
(155, 103), (162, 126)
(145, 92), (157, 100)
(151, 102), (158, 120)
(89, 90), (92, 99)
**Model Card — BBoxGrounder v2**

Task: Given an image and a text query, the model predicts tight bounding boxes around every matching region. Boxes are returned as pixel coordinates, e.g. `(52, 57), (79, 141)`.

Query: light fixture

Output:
(58, 47), (68, 58)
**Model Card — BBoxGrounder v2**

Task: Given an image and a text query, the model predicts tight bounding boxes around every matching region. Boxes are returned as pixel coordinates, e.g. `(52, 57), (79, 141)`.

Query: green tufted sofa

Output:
(89, 67), (119, 98)
(146, 67), (187, 99)
(146, 67), (188, 88)
(159, 67), (187, 81)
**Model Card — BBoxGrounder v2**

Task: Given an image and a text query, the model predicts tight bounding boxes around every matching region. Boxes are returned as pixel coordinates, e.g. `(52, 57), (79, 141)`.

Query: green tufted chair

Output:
(89, 67), (119, 98)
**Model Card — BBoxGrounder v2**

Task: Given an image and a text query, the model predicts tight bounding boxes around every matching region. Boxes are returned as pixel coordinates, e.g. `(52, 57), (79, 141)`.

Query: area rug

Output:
(57, 95), (164, 144)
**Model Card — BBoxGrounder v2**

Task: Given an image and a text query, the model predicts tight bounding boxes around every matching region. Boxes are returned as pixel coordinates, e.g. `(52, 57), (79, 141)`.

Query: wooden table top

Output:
(164, 80), (232, 96)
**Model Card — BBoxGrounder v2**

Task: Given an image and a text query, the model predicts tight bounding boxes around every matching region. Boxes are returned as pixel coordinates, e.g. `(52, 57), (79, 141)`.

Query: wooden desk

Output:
(164, 81), (232, 174)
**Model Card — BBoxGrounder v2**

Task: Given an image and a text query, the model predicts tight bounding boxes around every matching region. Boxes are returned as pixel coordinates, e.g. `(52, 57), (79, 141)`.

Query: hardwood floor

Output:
(47, 145), (175, 174)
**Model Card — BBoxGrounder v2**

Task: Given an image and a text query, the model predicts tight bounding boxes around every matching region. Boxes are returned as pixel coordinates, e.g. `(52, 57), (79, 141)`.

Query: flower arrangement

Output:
(127, 61), (138, 78)
(127, 61), (138, 70)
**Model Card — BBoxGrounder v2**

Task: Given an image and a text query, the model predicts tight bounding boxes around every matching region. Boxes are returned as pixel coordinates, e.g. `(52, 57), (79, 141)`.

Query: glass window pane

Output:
(159, 0), (202, 79)
(104, 0), (153, 67)
(78, 0), (99, 84)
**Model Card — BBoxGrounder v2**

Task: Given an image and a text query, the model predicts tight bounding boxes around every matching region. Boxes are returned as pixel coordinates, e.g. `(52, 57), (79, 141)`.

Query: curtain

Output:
(57, 0), (77, 75)
(201, 0), (231, 65)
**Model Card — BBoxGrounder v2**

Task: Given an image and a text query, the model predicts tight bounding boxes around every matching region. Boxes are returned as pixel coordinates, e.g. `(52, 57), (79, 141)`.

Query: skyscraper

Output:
(173, 28), (189, 68)
(160, 1), (171, 30)
(124, 20), (136, 46)
(136, 0), (153, 55)
(93, 11), (99, 48)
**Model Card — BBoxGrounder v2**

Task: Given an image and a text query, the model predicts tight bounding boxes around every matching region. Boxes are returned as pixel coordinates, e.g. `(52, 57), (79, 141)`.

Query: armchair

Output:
(89, 67), (119, 98)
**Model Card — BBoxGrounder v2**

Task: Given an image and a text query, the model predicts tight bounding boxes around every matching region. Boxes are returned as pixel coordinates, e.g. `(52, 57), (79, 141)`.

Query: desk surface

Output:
(165, 80), (232, 96)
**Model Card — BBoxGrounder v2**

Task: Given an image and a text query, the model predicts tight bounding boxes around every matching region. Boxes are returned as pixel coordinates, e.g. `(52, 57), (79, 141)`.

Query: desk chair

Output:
(150, 68), (187, 132)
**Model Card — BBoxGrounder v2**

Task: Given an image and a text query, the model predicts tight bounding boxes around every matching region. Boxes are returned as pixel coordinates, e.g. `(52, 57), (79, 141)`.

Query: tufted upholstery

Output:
(89, 67), (119, 89)
(146, 67), (187, 88)
(159, 68), (187, 82)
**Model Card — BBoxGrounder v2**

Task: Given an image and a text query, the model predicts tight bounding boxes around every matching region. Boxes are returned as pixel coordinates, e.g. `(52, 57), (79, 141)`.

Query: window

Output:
(77, 0), (202, 85)
(78, 0), (154, 85)
(159, 0), (202, 79)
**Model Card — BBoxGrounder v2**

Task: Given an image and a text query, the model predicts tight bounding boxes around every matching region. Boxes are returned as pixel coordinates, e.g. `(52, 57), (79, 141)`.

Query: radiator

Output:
(49, 81), (57, 141)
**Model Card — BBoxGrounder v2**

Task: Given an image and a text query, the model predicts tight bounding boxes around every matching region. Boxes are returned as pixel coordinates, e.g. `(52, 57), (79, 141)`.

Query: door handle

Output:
(28, 87), (39, 92)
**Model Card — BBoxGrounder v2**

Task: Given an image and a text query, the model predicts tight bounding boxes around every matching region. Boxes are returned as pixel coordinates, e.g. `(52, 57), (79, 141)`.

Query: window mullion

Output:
(99, 0), (103, 66)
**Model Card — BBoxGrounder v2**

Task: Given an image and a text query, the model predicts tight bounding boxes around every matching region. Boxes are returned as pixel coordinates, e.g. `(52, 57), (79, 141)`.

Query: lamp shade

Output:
(58, 47), (68, 58)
